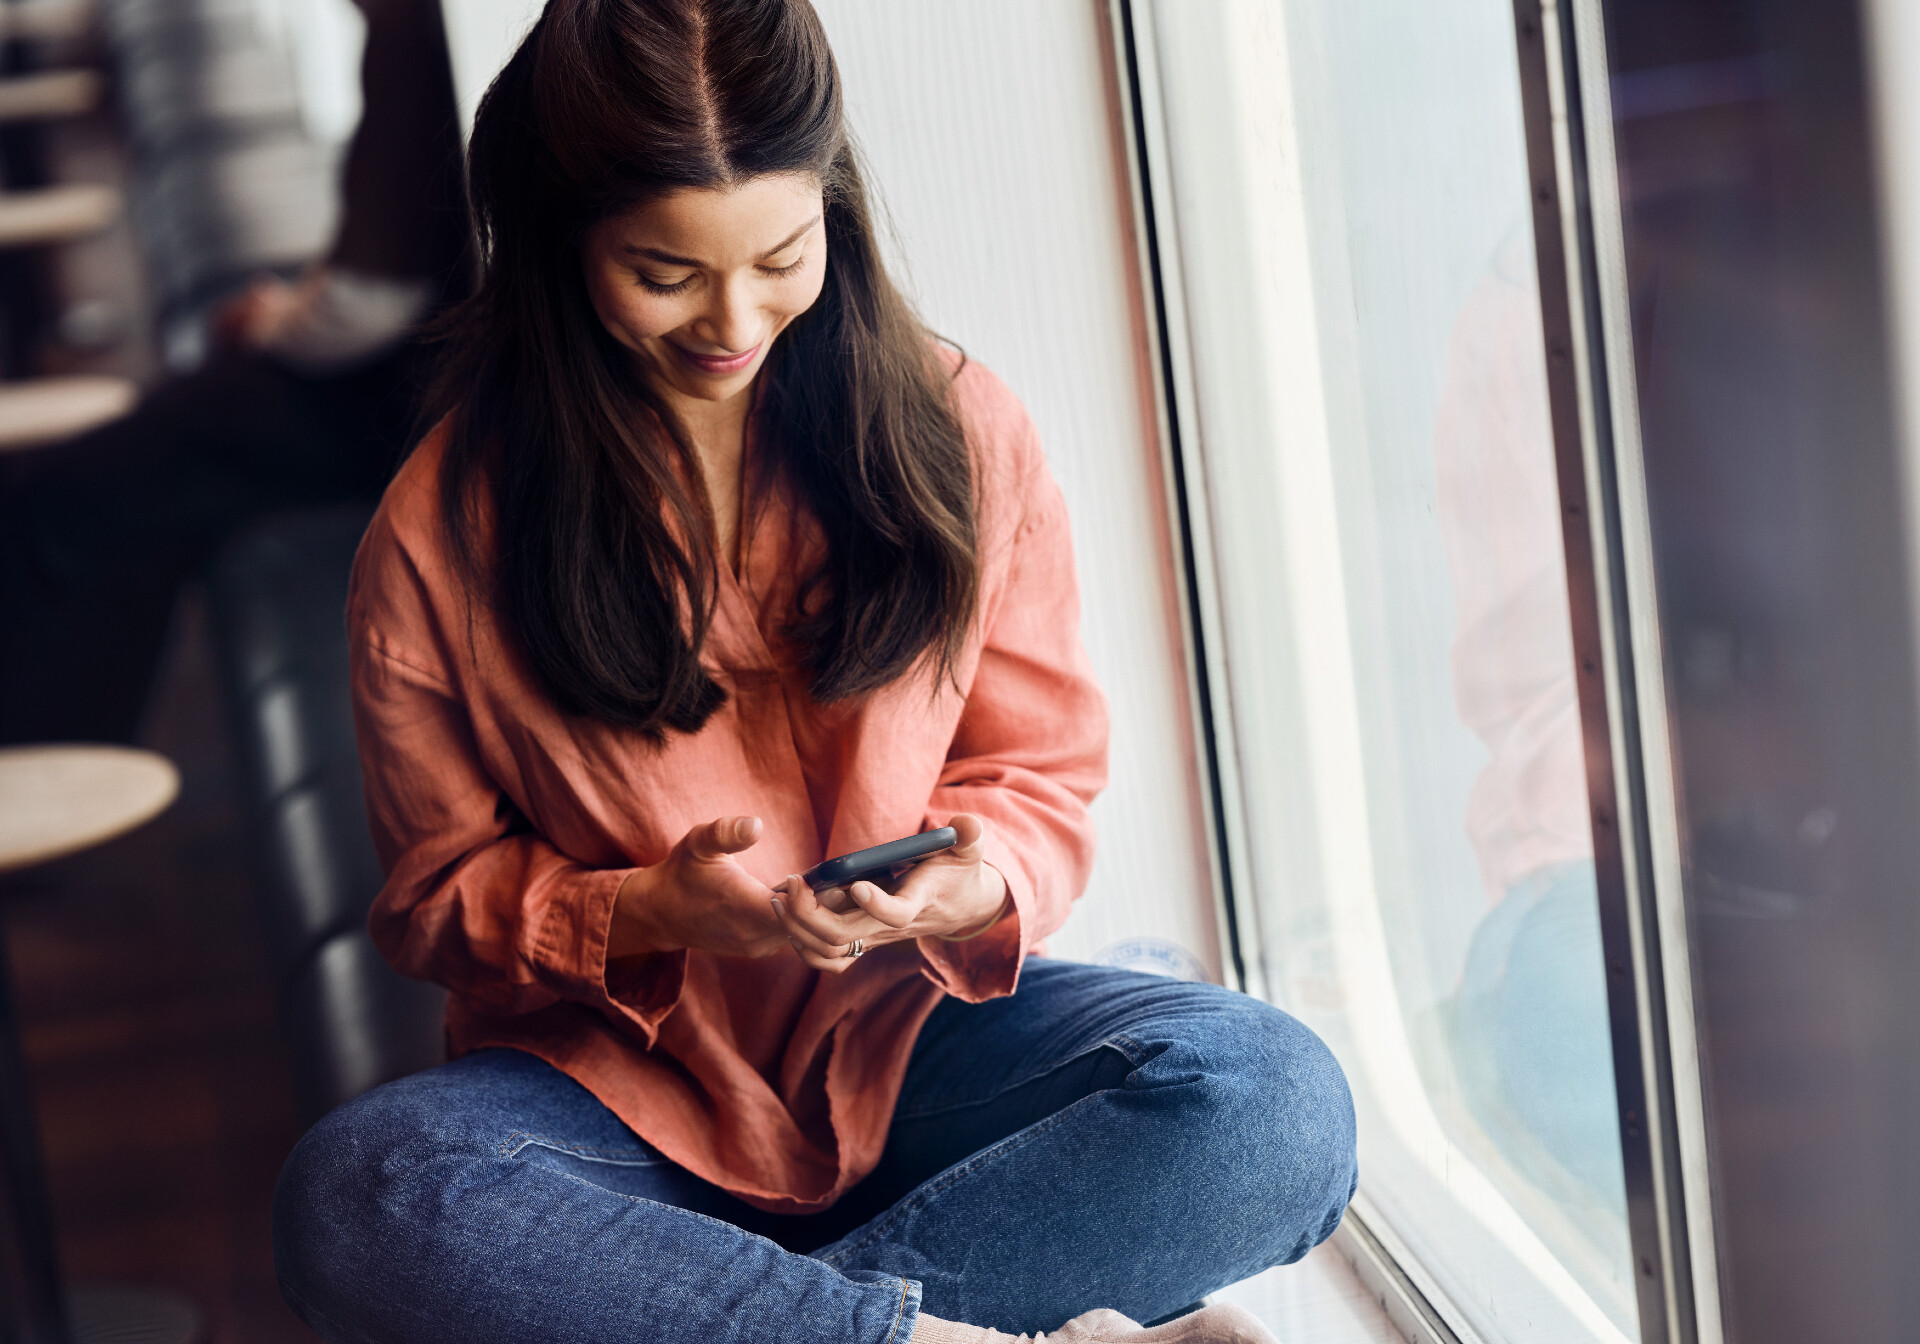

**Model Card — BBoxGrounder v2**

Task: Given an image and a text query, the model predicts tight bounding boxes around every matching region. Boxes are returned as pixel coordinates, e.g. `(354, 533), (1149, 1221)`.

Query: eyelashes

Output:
(635, 255), (808, 297)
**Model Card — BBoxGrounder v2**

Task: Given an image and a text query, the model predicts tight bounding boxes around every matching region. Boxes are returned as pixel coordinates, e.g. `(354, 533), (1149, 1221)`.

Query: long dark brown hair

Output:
(429, 0), (978, 738)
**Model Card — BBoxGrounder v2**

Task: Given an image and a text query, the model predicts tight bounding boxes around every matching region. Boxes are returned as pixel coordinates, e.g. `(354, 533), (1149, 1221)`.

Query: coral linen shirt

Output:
(347, 358), (1109, 1214)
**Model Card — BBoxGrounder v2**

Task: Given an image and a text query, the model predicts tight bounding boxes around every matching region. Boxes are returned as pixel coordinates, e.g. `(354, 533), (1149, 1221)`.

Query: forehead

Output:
(601, 173), (824, 261)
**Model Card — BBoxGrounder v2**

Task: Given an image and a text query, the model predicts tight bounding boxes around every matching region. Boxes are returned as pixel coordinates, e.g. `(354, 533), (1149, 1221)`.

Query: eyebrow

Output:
(623, 214), (822, 269)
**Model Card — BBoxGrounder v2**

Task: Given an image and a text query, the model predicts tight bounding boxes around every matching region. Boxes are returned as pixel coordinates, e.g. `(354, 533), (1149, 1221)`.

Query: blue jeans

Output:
(273, 959), (1357, 1343)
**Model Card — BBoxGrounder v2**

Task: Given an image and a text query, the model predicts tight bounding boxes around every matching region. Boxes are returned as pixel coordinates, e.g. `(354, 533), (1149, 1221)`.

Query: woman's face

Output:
(582, 172), (828, 409)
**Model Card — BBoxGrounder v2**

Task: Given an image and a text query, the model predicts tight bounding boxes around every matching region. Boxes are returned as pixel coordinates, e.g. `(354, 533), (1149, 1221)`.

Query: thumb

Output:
(685, 815), (762, 861)
(942, 813), (988, 862)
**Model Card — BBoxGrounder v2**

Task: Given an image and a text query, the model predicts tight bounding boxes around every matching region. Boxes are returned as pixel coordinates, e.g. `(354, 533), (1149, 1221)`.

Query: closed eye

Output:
(638, 272), (696, 296)
(758, 255), (808, 279)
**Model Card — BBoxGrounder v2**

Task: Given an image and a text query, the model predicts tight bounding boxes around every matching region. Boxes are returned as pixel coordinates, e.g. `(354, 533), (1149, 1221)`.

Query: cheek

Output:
(602, 288), (682, 342)
(584, 264), (678, 343)
(775, 267), (830, 326)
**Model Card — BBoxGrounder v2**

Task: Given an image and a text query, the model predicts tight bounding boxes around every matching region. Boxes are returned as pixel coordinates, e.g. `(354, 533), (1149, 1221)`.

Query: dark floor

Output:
(0, 593), (318, 1344)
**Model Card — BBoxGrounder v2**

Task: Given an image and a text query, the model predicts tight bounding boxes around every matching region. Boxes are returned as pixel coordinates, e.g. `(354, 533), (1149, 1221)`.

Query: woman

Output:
(271, 3), (1356, 1341)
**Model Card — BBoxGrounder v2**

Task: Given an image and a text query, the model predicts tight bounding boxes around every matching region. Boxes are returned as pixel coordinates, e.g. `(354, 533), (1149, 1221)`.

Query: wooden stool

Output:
(0, 183), (119, 250)
(0, 746), (202, 1344)
(0, 376), (135, 453)
(0, 376), (135, 455)
(0, 71), (101, 125)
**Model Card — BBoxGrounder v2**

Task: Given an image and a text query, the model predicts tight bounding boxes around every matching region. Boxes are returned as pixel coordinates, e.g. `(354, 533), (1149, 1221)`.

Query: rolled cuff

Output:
(605, 950), (690, 1033)
(534, 865), (685, 1045)
(916, 849), (1031, 1003)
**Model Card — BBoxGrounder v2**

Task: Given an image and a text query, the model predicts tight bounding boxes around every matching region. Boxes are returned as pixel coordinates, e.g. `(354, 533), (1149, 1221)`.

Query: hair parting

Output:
(427, 0), (978, 739)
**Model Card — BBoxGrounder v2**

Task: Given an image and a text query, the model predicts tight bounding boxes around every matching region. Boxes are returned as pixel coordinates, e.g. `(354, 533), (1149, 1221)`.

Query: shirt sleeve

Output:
(917, 436), (1110, 1001)
(350, 592), (685, 1048)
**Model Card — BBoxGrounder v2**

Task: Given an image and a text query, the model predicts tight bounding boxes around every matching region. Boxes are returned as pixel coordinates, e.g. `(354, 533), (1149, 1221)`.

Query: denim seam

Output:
(890, 1034), (1152, 1121)
(884, 1277), (911, 1344)
(497, 1129), (664, 1165)
(818, 1087), (1110, 1266)
(535, 1165), (763, 1238)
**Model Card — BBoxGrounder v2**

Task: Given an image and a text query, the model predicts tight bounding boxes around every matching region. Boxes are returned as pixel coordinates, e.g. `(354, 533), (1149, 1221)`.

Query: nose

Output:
(690, 274), (760, 354)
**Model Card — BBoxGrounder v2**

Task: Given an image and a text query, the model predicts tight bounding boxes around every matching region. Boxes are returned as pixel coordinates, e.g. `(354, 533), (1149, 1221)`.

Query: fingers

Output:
(783, 935), (853, 973)
(770, 896), (857, 973)
(813, 881), (861, 916)
(775, 876), (872, 944)
(771, 897), (848, 967)
(684, 815), (763, 861)
(882, 818), (1007, 940)
(842, 878), (917, 929)
(771, 877), (888, 974)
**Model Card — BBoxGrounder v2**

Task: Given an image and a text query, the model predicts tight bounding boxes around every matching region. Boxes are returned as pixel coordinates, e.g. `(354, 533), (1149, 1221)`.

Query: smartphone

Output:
(801, 826), (959, 892)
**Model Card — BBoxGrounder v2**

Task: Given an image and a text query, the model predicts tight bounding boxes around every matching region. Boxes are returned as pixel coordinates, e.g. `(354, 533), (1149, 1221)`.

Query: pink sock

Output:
(910, 1315), (1026, 1344)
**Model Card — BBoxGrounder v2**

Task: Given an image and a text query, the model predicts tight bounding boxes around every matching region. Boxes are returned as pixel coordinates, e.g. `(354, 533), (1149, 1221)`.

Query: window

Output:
(1131, 3), (1637, 1338)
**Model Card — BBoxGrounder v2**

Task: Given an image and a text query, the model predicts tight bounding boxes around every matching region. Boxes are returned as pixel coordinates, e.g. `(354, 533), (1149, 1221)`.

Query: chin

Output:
(682, 370), (758, 402)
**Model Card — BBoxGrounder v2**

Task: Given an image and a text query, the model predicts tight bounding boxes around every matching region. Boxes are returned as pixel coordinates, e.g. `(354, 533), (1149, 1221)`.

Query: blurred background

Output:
(0, 4), (428, 1342)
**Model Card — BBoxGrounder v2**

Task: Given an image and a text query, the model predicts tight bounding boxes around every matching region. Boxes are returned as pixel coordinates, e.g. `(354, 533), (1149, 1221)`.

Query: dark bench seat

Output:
(207, 506), (445, 1125)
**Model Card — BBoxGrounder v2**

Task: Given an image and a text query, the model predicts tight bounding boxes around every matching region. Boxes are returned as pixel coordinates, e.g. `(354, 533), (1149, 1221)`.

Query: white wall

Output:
(437, 0), (1222, 979)
(441, 0), (541, 136)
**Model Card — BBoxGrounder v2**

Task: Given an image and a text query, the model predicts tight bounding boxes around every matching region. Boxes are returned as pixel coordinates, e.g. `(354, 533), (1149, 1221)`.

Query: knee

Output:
(1183, 995), (1358, 1257)
(272, 1077), (446, 1335)
(273, 1096), (381, 1328)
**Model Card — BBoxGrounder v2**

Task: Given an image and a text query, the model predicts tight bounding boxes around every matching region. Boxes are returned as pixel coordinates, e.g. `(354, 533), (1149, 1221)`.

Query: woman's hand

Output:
(608, 816), (786, 961)
(770, 814), (1011, 973)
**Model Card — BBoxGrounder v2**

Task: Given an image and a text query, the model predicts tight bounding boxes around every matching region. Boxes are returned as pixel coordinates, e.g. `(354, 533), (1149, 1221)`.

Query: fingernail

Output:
(770, 897), (784, 914)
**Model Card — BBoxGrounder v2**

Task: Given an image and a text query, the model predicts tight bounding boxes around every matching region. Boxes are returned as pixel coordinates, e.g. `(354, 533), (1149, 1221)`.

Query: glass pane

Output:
(1144, 2), (1637, 1339)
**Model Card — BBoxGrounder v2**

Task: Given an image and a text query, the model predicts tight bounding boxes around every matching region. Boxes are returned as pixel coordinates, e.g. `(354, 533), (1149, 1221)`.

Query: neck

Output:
(660, 382), (750, 471)
(657, 379), (756, 573)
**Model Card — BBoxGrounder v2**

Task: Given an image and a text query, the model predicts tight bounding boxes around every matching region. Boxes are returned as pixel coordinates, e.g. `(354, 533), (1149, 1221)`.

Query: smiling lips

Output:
(672, 341), (762, 376)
